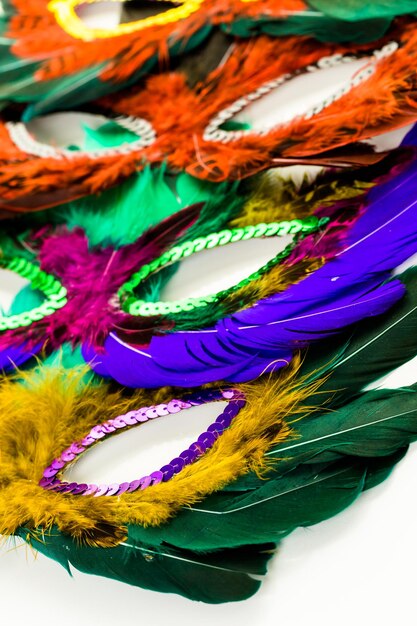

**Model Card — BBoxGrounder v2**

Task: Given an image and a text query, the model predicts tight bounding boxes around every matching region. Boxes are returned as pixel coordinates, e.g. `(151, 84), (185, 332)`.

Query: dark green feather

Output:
(18, 527), (274, 604)
(267, 385), (417, 469)
(301, 267), (417, 405)
(129, 455), (403, 552)
(126, 381), (417, 552)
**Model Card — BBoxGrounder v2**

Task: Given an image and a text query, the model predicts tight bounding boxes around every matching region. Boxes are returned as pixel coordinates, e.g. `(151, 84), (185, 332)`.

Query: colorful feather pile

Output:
(0, 0), (417, 605)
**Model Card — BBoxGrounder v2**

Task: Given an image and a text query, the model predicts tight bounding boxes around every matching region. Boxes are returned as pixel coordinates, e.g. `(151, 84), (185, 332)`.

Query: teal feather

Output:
(7, 284), (43, 316)
(80, 122), (139, 152)
(46, 167), (232, 250)
(307, 0), (417, 19)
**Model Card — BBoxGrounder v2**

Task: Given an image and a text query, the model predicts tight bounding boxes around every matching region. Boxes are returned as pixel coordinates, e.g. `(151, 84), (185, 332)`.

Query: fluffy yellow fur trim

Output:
(0, 358), (319, 546)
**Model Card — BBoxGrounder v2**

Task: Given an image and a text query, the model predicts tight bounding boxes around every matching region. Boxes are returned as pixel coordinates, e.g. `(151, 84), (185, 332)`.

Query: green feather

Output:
(79, 121), (139, 151)
(52, 168), (221, 248)
(362, 447), (408, 490)
(132, 179), (243, 302)
(266, 384), (417, 469)
(308, 0), (417, 19)
(228, 383), (417, 492)
(227, 13), (392, 44)
(17, 449), (406, 603)
(301, 267), (417, 405)
(123, 382), (417, 553)
(13, 335), (417, 598)
(128, 456), (402, 552)
(15, 448), (407, 604)
(18, 527), (274, 603)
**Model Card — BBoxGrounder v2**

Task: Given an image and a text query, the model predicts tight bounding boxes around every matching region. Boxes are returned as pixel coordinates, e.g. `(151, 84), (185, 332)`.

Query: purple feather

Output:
(0, 343), (43, 372)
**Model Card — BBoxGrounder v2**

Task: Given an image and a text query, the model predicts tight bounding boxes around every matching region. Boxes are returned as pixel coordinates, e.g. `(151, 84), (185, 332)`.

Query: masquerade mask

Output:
(1, 24), (417, 214)
(83, 149), (417, 387)
(3, 286), (417, 602)
(0, 0), (211, 114)
(1, 0), (411, 118)
(0, 360), (307, 543)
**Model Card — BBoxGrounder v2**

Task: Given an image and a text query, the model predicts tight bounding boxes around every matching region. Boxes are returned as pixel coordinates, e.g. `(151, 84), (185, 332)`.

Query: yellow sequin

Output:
(47, 0), (205, 41)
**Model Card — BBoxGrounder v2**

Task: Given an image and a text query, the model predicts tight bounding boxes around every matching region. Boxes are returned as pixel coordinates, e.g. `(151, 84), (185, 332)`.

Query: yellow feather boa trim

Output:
(0, 357), (320, 547)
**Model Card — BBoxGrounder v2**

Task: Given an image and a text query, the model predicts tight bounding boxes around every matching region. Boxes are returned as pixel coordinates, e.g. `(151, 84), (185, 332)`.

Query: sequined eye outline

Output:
(5, 115), (156, 160)
(118, 216), (327, 318)
(0, 256), (67, 331)
(48, 0), (205, 41)
(203, 41), (399, 143)
(39, 388), (245, 496)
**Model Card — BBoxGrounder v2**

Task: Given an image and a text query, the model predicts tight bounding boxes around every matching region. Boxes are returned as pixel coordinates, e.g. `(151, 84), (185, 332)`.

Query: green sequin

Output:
(119, 217), (328, 318)
(0, 257), (67, 331)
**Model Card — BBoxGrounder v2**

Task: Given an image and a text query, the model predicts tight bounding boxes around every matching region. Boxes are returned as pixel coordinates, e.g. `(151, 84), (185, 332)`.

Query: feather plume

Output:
(0, 202), (204, 373)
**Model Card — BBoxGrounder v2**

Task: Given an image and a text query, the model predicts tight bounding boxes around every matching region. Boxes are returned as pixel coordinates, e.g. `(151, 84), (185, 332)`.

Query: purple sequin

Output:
(39, 388), (245, 497)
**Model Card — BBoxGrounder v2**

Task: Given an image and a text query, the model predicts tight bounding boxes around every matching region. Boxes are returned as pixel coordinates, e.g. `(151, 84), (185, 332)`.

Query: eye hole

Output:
(0, 268), (31, 315)
(61, 400), (228, 485)
(76, 0), (182, 27)
(118, 216), (325, 324)
(26, 112), (139, 150)
(364, 124), (415, 153)
(160, 231), (290, 303)
(205, 42), (398, 142)
(49, 0), (202, 40)
(7, 111), (156, 158)
(0, 257), (67, 332)
(221, 57), (374, 134)
(75, 0), (122, 28)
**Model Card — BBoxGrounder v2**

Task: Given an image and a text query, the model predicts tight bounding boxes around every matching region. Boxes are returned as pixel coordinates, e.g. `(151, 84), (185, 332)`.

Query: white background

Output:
(1, 3), (417, 624)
